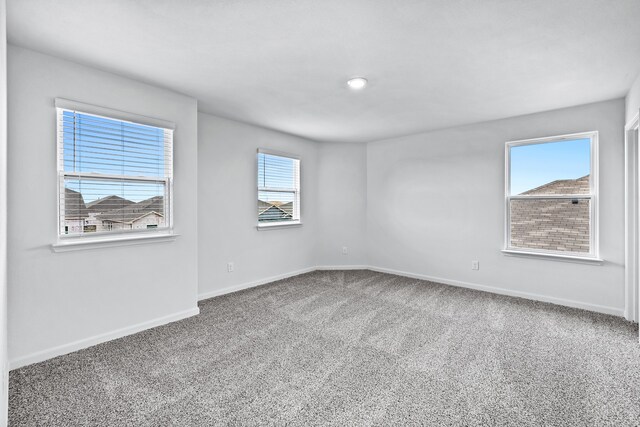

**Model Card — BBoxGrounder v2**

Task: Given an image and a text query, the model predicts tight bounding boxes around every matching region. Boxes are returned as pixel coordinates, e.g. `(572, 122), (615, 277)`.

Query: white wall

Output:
(316, 142), (368, 266)
(2, 46), (633, 389)
(626, 72), (640, 124)
(0, 0), (7, 424)
(367, 99), (626, 315)
(197, 113), (319, 298)
(7, 46), (199, 367)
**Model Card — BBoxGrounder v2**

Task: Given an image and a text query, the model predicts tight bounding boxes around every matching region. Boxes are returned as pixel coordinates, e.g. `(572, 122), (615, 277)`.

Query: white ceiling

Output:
(7, 0), (640, 143)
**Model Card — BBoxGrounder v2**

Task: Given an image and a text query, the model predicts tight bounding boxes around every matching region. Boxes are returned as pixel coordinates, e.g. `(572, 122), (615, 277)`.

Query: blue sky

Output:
(510, 138), (590, 195)
(63, 111), (166, 203)
(258, 153), (296, 203)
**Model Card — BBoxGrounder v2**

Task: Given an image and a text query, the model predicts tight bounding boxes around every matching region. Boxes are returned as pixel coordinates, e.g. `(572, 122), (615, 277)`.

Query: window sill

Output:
(52, 232), (179, 253)
(501, 249), (603, 265)
(256, 221), (302, 230)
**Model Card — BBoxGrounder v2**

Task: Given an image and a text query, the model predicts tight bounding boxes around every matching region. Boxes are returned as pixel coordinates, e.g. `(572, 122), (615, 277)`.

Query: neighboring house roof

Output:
(86, 195), (134, 213)
(258, 199), (293, 216)
(258, 200), (273, 214)
(97, 196), (164, 224)
(258, 202), (293, 222)
(521, 175), (589, 195)
(511, 175), (590, 253)
(64, 188), (89, 220)
(279, 202), (293, 215)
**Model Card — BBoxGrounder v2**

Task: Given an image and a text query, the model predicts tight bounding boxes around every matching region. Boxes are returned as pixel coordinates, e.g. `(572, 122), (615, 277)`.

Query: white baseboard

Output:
(9, 307), (200, 370)
(198, 265), (370, 301)
(198, 267), (317, 301)
(368, 265), (625, 317)
(12, 264), (625, 371)
(316, 265), (369, 270)
(200, 264), (624, 317)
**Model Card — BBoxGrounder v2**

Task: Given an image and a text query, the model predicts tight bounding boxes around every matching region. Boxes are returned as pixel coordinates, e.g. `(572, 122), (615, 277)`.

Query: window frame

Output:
(256, 148), (301, 229)
(54, 99), (175, 243)
(503, 131), (600, 261)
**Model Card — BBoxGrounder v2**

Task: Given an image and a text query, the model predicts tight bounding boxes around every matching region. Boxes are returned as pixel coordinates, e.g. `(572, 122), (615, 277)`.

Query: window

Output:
(257, 149), (300, 227)
(504, 132), (598, 259)
(57, 102), (173, 238)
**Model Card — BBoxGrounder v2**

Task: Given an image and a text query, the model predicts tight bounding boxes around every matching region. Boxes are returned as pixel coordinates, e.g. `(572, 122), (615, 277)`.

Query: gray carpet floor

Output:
(9, 270), (640, 426)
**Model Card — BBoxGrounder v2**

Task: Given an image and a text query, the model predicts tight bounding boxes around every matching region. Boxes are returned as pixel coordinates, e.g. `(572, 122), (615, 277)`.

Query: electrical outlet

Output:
(227, 262), (234, 273)
(342, 246), (348, 255)
(471, 260), (479, 271)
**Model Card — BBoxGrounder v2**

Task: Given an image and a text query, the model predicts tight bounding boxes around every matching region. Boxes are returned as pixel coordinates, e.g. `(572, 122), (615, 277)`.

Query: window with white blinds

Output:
(257, 149), (300, 226)
(57, 106), (173, 237)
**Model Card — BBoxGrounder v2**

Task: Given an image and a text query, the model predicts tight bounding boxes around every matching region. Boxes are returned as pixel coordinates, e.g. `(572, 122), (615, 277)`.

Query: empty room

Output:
(1, 0), (640, 425)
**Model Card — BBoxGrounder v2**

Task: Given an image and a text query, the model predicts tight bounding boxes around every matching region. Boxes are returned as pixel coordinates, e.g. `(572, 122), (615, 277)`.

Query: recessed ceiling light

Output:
(347, 77), (368, 90)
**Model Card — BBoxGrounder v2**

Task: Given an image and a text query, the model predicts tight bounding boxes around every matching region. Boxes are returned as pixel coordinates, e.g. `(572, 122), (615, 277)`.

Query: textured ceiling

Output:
(7, 0), (640, 142)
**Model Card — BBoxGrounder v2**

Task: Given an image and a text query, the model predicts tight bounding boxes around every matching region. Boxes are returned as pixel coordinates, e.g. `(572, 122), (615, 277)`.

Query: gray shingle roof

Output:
(511, 175), (591, 253)
(86, 195), (134, 213)
(258, 205), (293, 222)
(64, 188), (89, 219)
(97, 196), (164, 224)
(521, 175), (589, 195)
(258, 200), (273, 214)
(258, 199), (293, 222)
(279, 202), (293, 215)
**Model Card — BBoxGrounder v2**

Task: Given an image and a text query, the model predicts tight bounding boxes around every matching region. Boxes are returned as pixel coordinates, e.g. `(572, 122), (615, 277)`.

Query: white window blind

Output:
(57, 107), (173, 237)
(257, 150), (300, 226)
